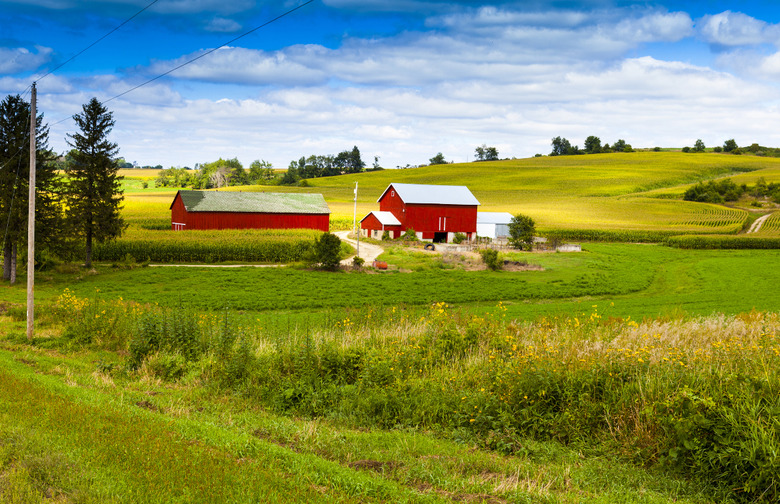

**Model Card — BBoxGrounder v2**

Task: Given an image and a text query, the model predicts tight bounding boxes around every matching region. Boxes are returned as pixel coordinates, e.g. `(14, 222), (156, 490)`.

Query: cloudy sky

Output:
(2, 0), (780, 168)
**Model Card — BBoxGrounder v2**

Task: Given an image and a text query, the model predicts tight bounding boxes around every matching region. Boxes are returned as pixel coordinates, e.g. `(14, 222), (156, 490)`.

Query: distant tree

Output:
(429, 152), (447, 165)
(550, 136), (571, 156)
(65, 97), (125, 268)
(248, 160), (274, 184)
(748, 143), (761, 153)
(693, 139), (706, 152)
(713, 146), (722, 153)
(508, 214), (536, 251)
(584, 135), (602, 154)
(612, 139), (628, 152)
(474, 144), (498, 161)
(723, 139), (738, 152)
(682, 146), (691, 153)
(372, 156), (382, 171)
(280, 160), (301, 185)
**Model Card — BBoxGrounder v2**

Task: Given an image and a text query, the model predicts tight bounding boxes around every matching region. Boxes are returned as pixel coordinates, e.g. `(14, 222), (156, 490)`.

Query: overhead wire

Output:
(105, 0), (315, 103)
(45, 0), (315, 129)
(34, 0), (162, 84)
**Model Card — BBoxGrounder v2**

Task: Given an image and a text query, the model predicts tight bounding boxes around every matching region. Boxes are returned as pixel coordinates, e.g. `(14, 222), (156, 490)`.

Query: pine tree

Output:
(66, 98), (125, 268)
(0, 94), (63, 284)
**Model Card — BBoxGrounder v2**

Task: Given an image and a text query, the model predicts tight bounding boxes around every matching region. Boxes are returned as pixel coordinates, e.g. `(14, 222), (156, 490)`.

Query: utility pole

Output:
(353, 181), (359, 258)
(26, 82), (36, 341)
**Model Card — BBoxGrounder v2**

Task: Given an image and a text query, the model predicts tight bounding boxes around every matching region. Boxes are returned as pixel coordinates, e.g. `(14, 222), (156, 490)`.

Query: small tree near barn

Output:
(313, 232), (342, 271)
(508, 214), (536, 251)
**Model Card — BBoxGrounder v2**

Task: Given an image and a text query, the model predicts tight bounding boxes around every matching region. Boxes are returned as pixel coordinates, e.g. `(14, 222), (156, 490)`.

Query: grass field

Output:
(3, 153), (780, 503)
(2, 274), (778, 502)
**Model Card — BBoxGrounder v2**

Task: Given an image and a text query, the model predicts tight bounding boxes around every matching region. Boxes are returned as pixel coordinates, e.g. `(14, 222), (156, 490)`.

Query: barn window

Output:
(390, 190), (395, 197)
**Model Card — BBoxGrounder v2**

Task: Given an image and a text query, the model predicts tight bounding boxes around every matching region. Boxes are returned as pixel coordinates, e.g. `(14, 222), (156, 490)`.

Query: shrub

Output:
(400, 228), (418, 241)
(452, 232), (467, 244)
(381, 230), (391, 241)
(479, 249), (502, 270)
(312, 232), (342, 271)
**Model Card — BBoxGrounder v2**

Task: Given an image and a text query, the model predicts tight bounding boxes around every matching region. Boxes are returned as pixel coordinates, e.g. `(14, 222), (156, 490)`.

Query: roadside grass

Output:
(0, 309), (737, 504)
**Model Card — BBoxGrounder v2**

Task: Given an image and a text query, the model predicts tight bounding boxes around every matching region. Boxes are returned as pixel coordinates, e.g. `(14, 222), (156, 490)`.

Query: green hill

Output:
(305, 151), (780, 234)
(126, 152), (780, 235)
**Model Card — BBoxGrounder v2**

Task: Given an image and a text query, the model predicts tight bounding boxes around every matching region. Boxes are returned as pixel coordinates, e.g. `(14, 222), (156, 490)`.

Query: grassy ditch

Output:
(6, 293), (779, 503)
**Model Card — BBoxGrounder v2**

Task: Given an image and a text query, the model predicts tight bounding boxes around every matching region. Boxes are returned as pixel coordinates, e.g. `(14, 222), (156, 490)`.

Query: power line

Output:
(106, 0), (315, 104)
(34, 0), (161, 84)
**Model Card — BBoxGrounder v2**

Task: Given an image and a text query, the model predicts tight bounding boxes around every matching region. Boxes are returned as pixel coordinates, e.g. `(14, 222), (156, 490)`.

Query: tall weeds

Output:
(52, 292), (780, 502)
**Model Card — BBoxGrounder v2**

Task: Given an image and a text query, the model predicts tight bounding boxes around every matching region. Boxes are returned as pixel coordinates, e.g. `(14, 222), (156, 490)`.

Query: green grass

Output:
(5, 244), (780, 328)
(0, 313), (737, 504)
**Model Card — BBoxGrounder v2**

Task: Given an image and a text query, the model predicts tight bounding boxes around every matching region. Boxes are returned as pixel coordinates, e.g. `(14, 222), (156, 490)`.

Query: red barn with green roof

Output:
(170, 190), (330, 231)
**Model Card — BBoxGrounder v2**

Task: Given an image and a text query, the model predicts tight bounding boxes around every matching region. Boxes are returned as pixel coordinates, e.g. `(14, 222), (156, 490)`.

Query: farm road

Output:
(747, 213), (773, 233)
(335, 231), (384, 265)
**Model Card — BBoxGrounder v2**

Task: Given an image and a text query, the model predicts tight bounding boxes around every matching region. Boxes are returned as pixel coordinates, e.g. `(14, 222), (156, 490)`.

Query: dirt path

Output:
(335, 231), (385, 265)
(747, 213), (773, 233)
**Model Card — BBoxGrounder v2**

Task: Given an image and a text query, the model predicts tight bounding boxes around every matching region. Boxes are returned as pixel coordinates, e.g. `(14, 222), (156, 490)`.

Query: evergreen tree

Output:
(65, 98), (125, 268)
(0, 94), (64, 284)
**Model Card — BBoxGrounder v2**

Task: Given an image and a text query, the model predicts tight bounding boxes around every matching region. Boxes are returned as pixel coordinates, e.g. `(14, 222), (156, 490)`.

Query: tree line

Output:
(155, 146), (375, 190)
(0, 94), (125, 282)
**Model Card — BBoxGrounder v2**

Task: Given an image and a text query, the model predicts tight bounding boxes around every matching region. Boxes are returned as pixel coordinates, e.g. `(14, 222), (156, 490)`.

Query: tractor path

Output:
(747, 213), (773, 233)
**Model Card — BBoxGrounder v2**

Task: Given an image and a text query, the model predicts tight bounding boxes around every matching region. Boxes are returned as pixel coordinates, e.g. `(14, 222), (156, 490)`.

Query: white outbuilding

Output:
(476, 212), (513, 239)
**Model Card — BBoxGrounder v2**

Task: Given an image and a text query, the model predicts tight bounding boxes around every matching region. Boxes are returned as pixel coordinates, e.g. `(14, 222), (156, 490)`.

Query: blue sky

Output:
(2, 0), (780, 168)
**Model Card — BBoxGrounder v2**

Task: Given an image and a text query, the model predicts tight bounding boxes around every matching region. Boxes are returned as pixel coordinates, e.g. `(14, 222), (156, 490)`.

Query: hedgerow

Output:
(665, 235), (780, 249)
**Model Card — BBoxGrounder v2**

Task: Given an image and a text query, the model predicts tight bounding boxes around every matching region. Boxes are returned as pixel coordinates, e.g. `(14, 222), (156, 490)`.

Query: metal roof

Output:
(361, 211), (401, 226)
(378, 183), (480, 206)
(173, 190), (330, 214)
(477, 212), (514, 224)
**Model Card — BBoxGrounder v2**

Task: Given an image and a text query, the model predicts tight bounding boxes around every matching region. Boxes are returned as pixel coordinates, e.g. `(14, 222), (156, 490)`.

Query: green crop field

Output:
(119, 152), (780, 239)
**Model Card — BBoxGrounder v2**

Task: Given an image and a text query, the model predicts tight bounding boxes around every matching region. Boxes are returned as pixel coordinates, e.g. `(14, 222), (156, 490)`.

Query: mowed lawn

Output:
(121, 152), (780, 234)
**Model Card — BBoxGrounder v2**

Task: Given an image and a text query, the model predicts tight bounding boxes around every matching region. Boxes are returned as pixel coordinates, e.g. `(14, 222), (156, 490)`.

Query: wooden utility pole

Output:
(26, 82), (36, 341)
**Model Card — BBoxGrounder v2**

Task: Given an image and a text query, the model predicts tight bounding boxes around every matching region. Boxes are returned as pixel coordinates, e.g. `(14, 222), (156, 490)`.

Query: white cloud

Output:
(204, 17), (242, 33)
(142, 46), (329, 86)
(0, 46), (53, 74)
(698, 11), (780, 47)
(20, 3), (780, 168)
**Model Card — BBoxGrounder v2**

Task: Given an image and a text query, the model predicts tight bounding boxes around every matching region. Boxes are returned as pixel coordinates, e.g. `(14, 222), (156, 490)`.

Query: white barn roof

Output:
(378, 183), (480, 206)
(361, 211), (401, 226)
(477, 212), (513, 224)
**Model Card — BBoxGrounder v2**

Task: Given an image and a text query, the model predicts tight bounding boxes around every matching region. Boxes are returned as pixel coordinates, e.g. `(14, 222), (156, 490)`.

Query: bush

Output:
(452, 232), (467, 244)
(381, 230), (391, 241)
(479, 249), (502, 270)
(400, 228), (418, 242)
(312, 232), (342, 271)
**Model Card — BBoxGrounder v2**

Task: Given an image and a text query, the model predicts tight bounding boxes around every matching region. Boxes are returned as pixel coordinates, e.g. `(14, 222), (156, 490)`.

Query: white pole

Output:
(26, 82), (36, 341)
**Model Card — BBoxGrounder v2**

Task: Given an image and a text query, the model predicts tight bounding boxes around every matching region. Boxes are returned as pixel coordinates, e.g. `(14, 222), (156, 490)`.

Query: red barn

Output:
(360, 183), (479, 242)
(170, 190), (330, 231)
